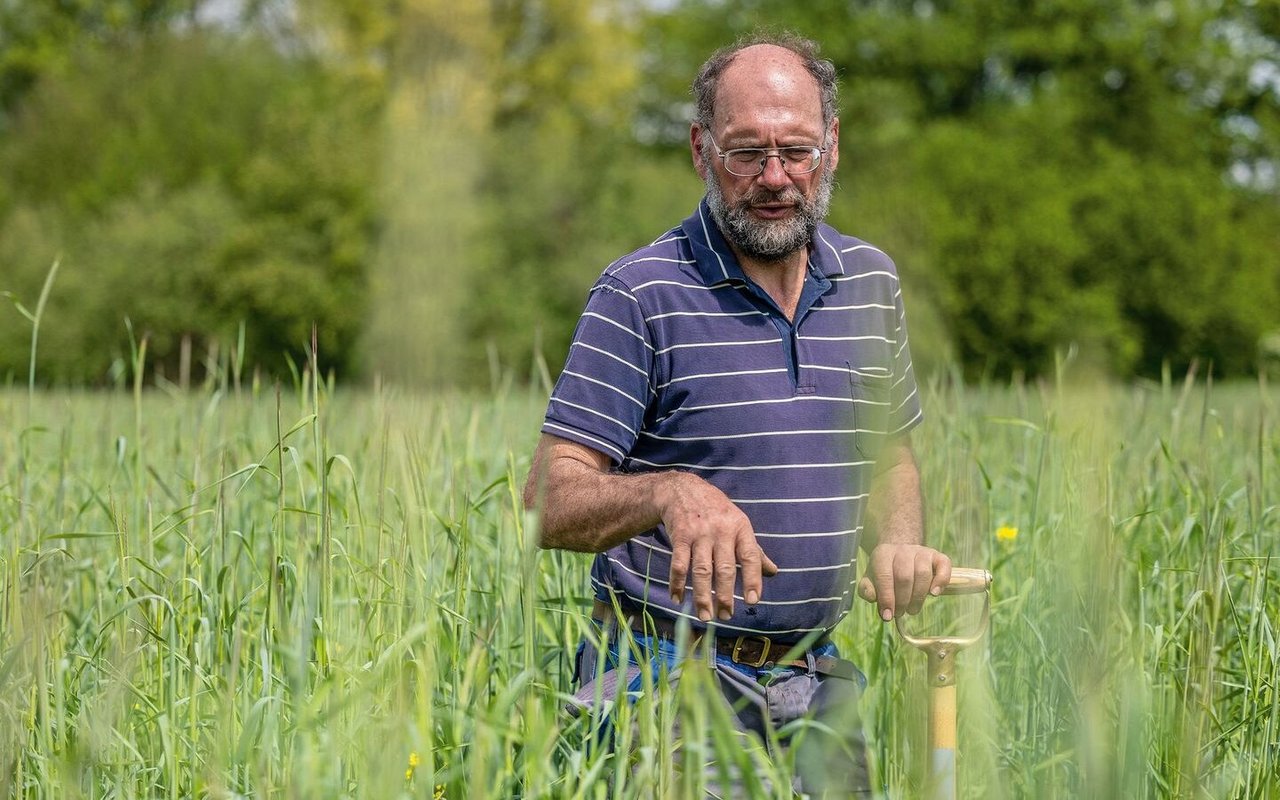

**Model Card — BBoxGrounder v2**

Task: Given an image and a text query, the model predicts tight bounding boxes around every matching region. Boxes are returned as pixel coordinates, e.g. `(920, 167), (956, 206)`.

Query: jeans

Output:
(572, 619), (874, 797)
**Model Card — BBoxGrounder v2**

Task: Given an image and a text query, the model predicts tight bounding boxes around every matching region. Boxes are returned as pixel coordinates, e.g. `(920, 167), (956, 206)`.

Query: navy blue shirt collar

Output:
(680, 197), (847, 288)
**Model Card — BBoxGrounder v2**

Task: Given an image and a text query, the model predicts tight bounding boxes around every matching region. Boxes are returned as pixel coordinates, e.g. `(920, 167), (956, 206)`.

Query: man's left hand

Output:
(857, 544), (952, 621)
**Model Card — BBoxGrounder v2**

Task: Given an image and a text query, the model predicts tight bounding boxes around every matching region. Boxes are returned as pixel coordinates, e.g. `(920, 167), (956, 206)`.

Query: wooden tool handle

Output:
(941, 567), (992, 595)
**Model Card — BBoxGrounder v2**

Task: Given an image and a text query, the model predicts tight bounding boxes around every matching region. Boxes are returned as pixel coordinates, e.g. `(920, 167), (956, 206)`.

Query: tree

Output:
(640, 0), (1280, 378)
(0, 0), (202, 125)
(0, 32), (380, 383)
(466, 0), (661, 383)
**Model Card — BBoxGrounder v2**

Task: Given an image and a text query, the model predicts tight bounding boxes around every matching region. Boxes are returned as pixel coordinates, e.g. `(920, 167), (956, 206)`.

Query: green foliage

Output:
(2, 0), (1279, 384)
(1, 379), (1277, 795)
(896, 110), (1280, 378)
(644, 0), (1280, 379)
(0, 32), (379, 383)
(465, 0), (677, 381)
(0, 0), (198, 120)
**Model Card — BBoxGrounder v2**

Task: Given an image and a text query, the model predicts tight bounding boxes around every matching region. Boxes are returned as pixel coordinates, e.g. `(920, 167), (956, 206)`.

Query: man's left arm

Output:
(858, 434), (951, 620)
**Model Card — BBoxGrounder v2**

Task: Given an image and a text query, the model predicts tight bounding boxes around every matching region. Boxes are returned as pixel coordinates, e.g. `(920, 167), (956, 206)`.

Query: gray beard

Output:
(703, 160), (834, 263)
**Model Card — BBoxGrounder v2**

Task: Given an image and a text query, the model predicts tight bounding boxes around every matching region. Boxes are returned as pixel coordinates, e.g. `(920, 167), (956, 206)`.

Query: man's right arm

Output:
(523, 432), (777, 622)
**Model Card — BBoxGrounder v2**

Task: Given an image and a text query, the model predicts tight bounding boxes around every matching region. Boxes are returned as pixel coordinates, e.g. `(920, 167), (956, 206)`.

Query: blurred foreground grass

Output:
(1, 368), (1277, 797)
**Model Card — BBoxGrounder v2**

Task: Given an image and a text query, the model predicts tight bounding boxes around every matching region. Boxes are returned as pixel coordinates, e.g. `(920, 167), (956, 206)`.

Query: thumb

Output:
(857, 577), (876, 603)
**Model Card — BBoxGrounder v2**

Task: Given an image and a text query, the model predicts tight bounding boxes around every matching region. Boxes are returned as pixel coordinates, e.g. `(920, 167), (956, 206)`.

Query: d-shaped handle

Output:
(896, 566), (992, 674)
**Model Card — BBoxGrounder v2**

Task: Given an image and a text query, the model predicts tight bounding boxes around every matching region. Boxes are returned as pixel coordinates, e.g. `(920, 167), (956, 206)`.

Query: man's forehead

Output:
(713, 45), (823, 128)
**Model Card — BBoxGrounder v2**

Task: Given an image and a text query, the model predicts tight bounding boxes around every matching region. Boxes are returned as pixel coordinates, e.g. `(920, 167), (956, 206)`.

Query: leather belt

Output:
(591, 598), (816, 670)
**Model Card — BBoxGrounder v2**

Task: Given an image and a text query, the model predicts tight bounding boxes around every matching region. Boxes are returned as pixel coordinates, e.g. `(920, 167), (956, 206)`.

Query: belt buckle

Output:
(731, 635), (772, 668)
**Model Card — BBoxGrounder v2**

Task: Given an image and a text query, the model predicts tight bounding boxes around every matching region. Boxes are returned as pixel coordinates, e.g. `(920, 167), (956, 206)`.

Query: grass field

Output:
(1, 363), (1277, 798)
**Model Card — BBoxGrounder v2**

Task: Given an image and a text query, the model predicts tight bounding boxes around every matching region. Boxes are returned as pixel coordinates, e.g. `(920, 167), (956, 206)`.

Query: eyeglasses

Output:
(707, 134), (827, 177)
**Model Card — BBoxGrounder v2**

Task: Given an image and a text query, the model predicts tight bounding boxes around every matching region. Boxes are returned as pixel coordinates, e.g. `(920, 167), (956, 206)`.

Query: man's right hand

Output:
(655, 472), (779, 623)
(525, 434), (778, 621)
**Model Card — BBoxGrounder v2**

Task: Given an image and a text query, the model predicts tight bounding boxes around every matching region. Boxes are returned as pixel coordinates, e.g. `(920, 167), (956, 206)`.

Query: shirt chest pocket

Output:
(848, 371), (891, 460)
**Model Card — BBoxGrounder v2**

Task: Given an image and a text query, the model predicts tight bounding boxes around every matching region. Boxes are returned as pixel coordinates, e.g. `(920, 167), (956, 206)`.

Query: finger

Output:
(857, 576), (876, 604)
(690, 538), (715, 622)
(737, 535), (764, 606)
(890, 552), (921, 622)
(930, 551), (953, 596)
(760, 549), (779, 577)
(713, 538), (737, 620)
(907, 549), (934, 615)
(875, 558), (897, 622)
(668, 538), (690, 605)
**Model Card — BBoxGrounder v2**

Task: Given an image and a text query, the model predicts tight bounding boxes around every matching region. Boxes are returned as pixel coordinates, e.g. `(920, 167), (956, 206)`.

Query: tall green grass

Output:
(1, 361), (1277, 797)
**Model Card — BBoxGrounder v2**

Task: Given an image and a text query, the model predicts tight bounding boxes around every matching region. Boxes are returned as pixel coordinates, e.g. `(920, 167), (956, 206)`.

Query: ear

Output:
(827, 118), (840, 172)
(691, 124), (709, 180)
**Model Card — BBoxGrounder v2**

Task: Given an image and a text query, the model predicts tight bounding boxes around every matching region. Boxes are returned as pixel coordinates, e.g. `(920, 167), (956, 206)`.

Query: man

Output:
(523, 33), (951, 795)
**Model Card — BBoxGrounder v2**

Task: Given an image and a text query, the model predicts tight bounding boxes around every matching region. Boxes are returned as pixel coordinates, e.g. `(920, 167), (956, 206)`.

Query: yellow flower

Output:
(406, 752), (421, 782)
(995, 525), (1019, 542)
(433, 785), (445, 800)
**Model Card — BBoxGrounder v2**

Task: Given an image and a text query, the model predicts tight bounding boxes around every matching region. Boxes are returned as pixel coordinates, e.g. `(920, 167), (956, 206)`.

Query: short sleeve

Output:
(541, 275), (654, 463)
(887, 283), (923, 436)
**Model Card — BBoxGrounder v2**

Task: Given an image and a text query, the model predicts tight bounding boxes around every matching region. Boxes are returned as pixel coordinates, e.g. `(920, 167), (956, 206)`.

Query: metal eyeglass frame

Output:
(705, 133), (827, 177)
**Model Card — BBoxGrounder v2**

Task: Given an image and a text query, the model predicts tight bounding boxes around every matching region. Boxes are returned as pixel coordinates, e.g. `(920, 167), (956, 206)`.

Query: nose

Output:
(756, 154), (792, 190)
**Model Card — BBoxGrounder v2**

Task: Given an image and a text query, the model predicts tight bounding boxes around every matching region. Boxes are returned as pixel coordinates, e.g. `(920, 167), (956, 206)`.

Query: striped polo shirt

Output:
(542, 198), (922, 639)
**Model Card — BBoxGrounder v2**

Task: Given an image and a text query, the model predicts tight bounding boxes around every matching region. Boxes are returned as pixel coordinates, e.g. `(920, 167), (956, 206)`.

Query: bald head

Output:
(712, 45), (825, 138)
(692, 34), (838, 134)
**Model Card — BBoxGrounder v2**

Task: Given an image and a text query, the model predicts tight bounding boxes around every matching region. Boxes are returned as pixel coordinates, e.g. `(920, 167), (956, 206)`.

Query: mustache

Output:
(739, 187), (806, 207)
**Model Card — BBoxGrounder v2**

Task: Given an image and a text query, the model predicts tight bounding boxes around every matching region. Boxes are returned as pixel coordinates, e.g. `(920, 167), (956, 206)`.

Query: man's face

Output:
(693, 45), (839, 263)
(701, 143), (835, 263)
